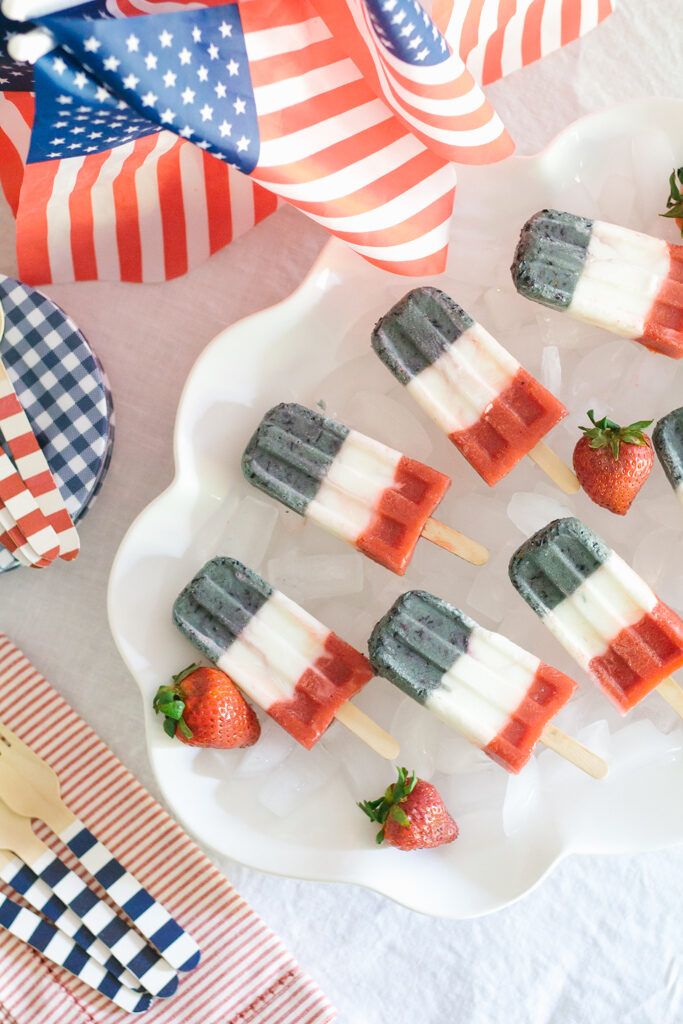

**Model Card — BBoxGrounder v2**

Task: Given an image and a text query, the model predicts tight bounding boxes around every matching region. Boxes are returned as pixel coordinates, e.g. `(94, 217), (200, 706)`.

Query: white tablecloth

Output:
(2, 2), (682, 1020)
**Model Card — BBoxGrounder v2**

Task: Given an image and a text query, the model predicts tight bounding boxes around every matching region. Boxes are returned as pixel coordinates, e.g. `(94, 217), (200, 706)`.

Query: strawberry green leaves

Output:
(153, 664), (199, 740)
(358, 766), (418, 844)
(661, 168), (683, 236)
(579, 410), (653, 461)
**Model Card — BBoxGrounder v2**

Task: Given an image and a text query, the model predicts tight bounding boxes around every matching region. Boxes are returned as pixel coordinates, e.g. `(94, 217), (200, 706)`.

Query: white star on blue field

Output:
(29, 1), (258, 170)
(365, 0), (448, 64)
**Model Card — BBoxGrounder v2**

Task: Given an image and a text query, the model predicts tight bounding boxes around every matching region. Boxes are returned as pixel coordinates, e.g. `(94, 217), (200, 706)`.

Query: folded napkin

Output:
(0, 635), (336, 1023)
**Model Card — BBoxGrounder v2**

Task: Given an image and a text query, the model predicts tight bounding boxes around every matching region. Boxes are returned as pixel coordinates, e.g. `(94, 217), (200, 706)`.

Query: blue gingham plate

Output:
(0, 275), (114, 573)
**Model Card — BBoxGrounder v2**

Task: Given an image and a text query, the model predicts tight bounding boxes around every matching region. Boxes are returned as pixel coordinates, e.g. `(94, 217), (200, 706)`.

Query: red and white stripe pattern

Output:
(433, 0), (616, 85)
(0, 449), (59, 565)
(237, 0), (457, 276)
(0, 359), (79, 559)
(0, 635), (337, 1024)
(313, 0), (512, 165)
(0, 0), (615, 283)
(0, 90), (278, 284)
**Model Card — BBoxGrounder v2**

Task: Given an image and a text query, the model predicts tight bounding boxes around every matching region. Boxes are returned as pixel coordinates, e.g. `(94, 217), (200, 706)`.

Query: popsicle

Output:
(511, 209), (683, 358)
(509, 517), (683, 718)
(371, 287), (577, 492)
(369, 590), (606, 777)
(242, 402), (488, 575)
(173, 556), (399, 757)
(653, 407), (683, 506)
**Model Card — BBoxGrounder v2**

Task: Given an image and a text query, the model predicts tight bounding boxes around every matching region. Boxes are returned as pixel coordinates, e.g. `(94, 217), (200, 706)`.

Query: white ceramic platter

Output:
(109, 99), (683, 918)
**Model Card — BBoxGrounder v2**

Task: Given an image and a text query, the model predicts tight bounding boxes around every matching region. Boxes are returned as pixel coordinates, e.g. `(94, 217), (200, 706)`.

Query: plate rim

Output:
(108, 96), (683, 918)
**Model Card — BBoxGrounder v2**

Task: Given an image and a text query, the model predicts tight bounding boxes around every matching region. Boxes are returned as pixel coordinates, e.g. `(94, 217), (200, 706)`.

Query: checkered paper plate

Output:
(0, 275), (113, 572)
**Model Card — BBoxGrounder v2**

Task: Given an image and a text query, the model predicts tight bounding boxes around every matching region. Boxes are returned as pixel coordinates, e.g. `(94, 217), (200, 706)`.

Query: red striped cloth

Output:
(0, 635), (336, 1024)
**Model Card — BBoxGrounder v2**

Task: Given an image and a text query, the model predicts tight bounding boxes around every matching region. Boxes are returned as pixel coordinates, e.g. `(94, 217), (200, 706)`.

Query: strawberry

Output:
(573, 410), (654, 515)
(153, 664), (261, 748)
(358, 767), (458, 851)
(660, 168), (683, 237)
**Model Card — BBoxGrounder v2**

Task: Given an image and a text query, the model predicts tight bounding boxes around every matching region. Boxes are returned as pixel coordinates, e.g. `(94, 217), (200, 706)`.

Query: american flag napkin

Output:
(0, 0), (615, 284)
(0, 634), (336, 1023)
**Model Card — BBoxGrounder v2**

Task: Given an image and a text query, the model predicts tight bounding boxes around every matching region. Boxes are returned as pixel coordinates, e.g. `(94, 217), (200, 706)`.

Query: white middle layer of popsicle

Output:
(569, 221), (670, 337)
(307, 429), (400, 543)
(541, 551), (658, 672)
(216, 590), (331, 711)
(404, 321), (520, 434)
(428, 628), (542, 746)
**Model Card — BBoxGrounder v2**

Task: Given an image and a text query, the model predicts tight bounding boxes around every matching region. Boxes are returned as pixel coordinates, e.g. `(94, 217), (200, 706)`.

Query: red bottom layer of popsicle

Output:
(269, 633), (374, 748)
(588, 602), (683, 712)
(356, 455), (451, 575)
(448, 369), (567, 486)
(640, 243), (683, 357)
(484, 664), (576, 773)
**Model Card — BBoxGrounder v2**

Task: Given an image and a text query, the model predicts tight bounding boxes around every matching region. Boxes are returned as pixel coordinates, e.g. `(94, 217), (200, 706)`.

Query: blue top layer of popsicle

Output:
(368, 590), (475, 702)
(511, 209), (593, 311)
(508, 516), (610, 616)
(371, 287), (474, 385)
(653, 407), (683, 490)
(242, 402), (348, 516)
(174, 556), (272, 661)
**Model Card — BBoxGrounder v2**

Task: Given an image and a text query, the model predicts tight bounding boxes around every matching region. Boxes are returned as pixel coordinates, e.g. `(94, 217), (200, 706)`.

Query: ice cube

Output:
(540, 346), (562, 395)
(389, 697), (440, 781)
(576, 719), (611, 761)
(536, 312), (596, 351)
(466, 541), (518, 625)
(630, 132), (677, 223)
(438, 758), (506, 817)
(502, 757), (541, 836)
(322, 722), (393, 799)
(599, 174), (636, 225)
(482, 286), (536, 335)
(257, 744), (334, 817)
(632, 526), (679, 595)
(343, 391), (433, 462)
(219, 496), (278, 568)
(435, 733), (490, 775)
(267, 551), (364, 603)
(507, 491), (573, 537)
(571, 341), (626, 406)
(610, 717), (676, 774)
(234, 719), (297, 778)
(316, 352), (395, 417)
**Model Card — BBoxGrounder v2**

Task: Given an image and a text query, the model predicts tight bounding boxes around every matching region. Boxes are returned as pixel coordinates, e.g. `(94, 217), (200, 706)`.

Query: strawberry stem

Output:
(153, 666), (199, 741)
(660, 168), (683, 236)
(579, 410), (653, 461)
(358, 766), (417, 844)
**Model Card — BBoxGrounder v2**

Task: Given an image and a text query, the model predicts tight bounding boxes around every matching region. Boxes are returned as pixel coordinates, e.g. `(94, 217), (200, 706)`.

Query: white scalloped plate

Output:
(109, 99), (683, 918)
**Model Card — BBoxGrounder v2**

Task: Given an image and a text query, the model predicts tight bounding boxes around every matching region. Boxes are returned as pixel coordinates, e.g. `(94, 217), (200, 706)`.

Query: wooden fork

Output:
(0, 722), (201, 973)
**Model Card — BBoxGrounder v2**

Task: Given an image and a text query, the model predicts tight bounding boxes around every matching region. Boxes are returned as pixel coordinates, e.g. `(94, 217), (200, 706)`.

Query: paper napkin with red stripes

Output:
(0, 635), (336, 1024)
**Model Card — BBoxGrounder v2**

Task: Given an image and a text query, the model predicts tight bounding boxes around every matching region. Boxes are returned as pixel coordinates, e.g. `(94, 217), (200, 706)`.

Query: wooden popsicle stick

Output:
(335, 702), (400, 760)
(655, 677), (683, 719)
(421, 517), (489, 566)
(528, 442), (580, 495)
(540, 724), (608, 779)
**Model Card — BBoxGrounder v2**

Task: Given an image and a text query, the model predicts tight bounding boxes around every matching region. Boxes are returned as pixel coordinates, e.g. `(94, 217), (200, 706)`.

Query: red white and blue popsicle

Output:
(509, 517), (683, 719)
(174, 556), (399, 757)
(369, 589), (605, 777)
(242, 402), (489, 574)
(512, 210), (683, 358)
(371, 288), (578, 493)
